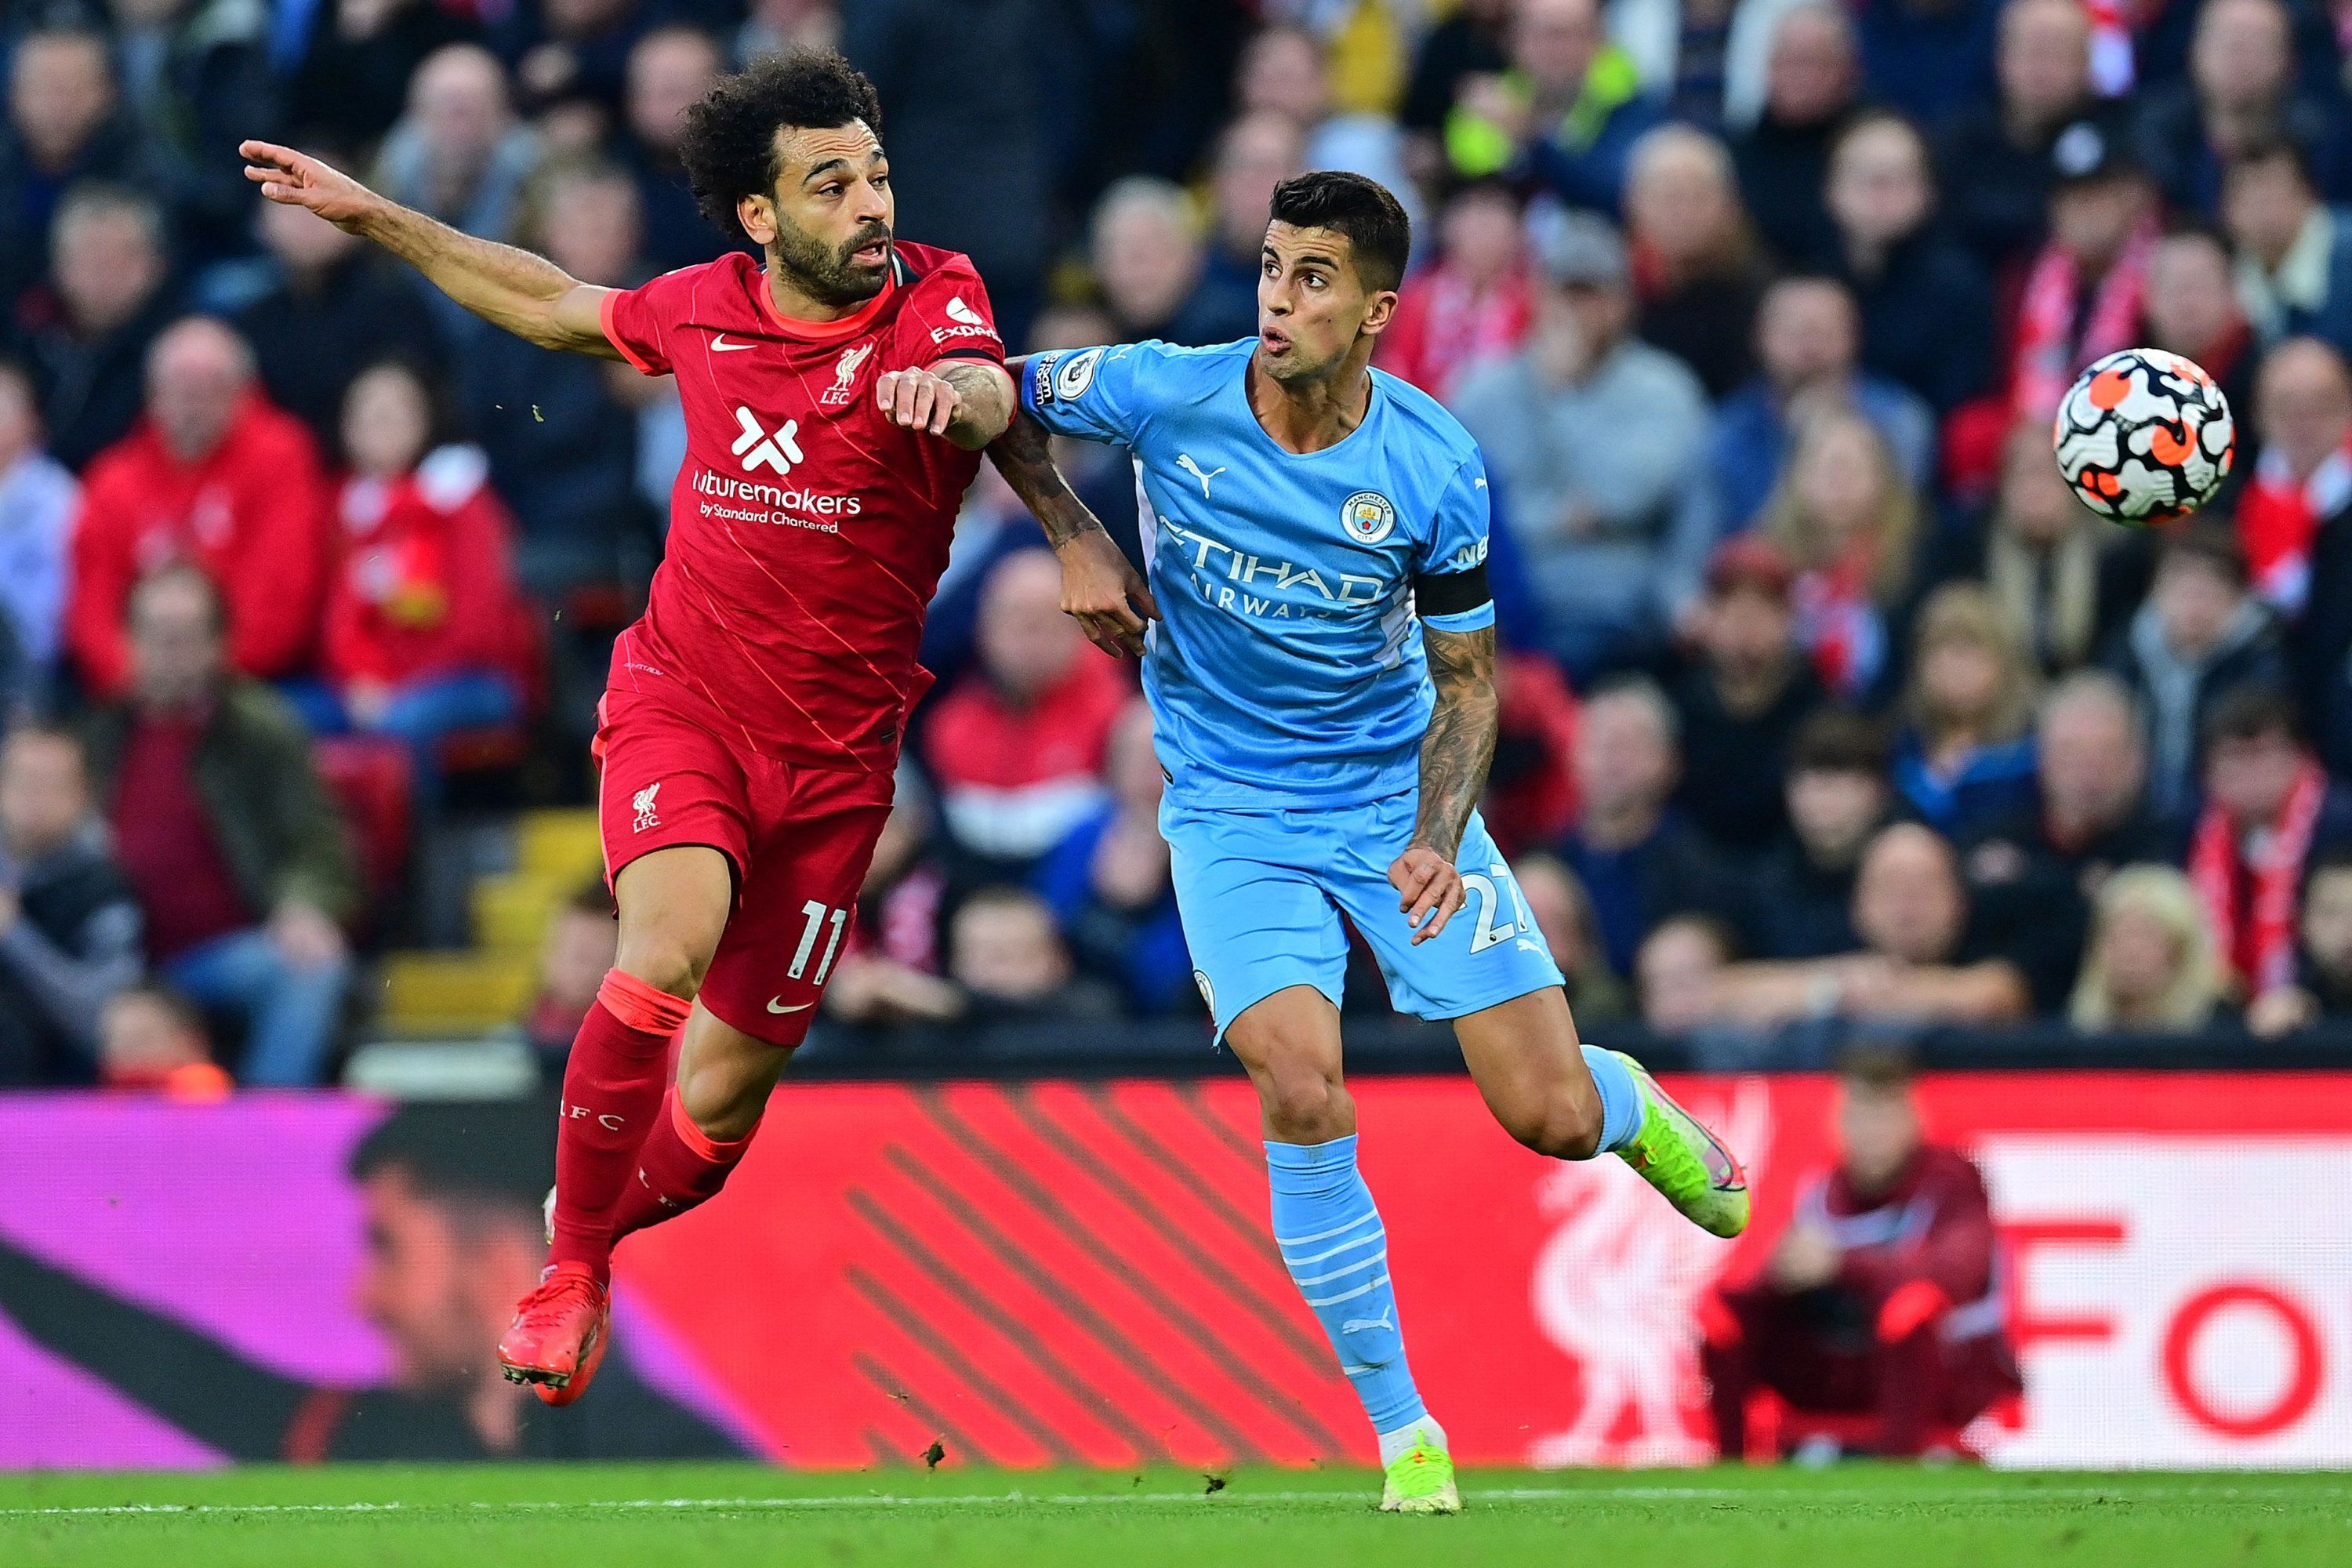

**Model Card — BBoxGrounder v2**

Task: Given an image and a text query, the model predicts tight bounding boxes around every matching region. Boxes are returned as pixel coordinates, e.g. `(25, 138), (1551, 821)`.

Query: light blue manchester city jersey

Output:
(1021, 339), (1494, 810)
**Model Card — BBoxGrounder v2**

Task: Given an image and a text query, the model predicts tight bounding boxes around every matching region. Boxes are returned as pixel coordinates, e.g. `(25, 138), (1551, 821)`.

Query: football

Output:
(2052, 347), (2236, 526)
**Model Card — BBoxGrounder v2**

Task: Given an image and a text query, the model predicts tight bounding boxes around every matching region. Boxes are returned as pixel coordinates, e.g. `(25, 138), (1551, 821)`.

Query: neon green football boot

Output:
(1379, 1428), (1461, 1515)
(1610, 1050), (1750, 1239)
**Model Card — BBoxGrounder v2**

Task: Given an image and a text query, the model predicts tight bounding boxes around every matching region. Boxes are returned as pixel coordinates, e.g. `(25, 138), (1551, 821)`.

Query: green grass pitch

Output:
(2, 1464), (2346, 1567)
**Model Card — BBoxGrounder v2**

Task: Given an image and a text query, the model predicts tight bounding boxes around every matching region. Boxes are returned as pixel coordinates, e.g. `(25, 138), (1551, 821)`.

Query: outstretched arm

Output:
(1392, 623), (1498, 944)
(241, 140), (617, 358)
(873, 360), (1015, 449)
(987, 397), (1160, 656)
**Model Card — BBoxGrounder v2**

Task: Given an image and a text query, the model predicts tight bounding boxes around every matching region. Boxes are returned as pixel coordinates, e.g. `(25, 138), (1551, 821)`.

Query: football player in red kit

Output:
(243, 50), (1149, 1403)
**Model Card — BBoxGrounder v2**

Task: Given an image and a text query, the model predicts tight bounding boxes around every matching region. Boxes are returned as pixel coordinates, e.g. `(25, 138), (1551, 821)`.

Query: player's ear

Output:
(1359, 285), (1400, 338)
(738, 192), (779, 249)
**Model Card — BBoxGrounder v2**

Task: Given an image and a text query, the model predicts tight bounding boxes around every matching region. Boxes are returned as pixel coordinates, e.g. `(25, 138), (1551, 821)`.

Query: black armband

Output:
(1413, 562), (1491, 620)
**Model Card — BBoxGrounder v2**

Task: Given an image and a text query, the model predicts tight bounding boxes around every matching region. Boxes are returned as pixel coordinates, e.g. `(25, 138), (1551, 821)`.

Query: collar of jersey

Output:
(750, 260), (897, 343)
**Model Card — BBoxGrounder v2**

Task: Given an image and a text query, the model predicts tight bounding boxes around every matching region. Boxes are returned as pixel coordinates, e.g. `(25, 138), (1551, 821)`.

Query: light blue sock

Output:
(1583, 1044), (1643, 1154)
(1265, 1136), (1425, 1437)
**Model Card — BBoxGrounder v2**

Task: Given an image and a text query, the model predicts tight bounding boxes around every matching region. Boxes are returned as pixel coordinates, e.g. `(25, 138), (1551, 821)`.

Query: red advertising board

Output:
(616, 1072), (2352, 1470)
(3, 1073), (2348, 1468)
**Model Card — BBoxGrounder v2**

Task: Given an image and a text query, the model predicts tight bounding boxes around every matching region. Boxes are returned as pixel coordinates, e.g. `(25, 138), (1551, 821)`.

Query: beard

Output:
(771, 213), (893, 307)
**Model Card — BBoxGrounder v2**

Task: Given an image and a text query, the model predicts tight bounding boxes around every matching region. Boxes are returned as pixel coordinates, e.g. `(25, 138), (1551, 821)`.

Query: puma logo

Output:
(1176, 453), (1226, 499)
(1341, 1303), (1395, 1336)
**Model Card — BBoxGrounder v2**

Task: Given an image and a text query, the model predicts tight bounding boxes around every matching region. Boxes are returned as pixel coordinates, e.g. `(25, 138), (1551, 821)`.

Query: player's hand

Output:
(1388, 846), (1463, 946)
(875, 367), (963, 437)
(1055, 528), (1160, 657)
(241, 140), (381, 230)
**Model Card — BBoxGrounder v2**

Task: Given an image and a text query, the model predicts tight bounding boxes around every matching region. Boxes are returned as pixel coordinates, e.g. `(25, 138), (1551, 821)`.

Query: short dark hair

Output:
(1837, 1041), (1918, 1092)
(2160, 517), (2251, 588)
(349, 1102), (557, 1219)
(2227, 137), (2321, 194)
(109, 982), (208, 1039)
(2202, 683), (2303, 751)
(127, 561), (229, 637)
(1267, 170), (1411, 293)
(677, 49), (884, 238)
(1791, 707), (1891, 776)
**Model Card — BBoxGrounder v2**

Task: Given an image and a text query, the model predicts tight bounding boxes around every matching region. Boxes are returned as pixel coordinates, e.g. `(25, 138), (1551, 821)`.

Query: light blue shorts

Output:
(1163, 791), (1565, 1041)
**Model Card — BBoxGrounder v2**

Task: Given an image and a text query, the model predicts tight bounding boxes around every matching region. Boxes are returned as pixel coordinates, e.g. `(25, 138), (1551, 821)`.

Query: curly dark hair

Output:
(677, 49), (884, 239)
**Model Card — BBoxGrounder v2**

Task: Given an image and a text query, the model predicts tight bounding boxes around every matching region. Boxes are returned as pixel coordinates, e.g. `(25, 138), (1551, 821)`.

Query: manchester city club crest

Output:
(1341, 489), (1396, 545)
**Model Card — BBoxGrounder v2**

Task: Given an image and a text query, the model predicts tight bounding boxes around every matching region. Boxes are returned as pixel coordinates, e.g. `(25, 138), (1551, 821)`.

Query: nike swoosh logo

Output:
(711, 334), (757, 352)
(766, 998), (812, 1014)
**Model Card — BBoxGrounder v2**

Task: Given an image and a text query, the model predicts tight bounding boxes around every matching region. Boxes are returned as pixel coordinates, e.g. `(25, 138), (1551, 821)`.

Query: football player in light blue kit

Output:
(989, 172), (1748, 1512)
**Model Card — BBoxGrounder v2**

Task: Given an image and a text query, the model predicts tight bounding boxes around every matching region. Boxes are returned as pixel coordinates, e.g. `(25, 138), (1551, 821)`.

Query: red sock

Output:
(547, 971), (692, 1280)
(608, 1087), (760, 1244)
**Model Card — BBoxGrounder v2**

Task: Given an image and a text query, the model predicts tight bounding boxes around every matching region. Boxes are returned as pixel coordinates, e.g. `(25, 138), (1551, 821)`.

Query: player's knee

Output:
(678, 1046), (789, 1142)
(1260, 1061), (1350, 1143)
(1501, 1085), (1604, 1162)
(613, 936), (708, 1002)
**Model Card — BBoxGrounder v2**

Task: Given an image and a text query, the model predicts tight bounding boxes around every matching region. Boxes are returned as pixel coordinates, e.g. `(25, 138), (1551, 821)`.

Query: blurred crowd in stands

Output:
(17, 0), (2352, 1087)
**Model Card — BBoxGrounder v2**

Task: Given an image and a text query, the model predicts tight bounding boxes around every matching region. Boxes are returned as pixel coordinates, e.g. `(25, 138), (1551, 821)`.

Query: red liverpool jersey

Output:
(598, 243), (1004, 769)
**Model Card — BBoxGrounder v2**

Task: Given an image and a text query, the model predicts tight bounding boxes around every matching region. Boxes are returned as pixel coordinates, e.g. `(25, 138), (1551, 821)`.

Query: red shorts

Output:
(596, 687), (895, 1045)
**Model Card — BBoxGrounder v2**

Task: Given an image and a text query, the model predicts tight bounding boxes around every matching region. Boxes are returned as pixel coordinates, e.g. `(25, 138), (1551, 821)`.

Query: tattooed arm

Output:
(874, 359), (1017, 448)
(986, 390), (1160, 655)
(1391, 622), (1500, 944)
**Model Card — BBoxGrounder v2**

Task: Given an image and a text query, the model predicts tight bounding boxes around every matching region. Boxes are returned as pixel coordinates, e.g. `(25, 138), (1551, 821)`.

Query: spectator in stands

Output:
(506, 0), (648, 114)
(463, 154), (646, 600)
(1036, 699), (1191, 1015)
(0, 361), (74, 708)
(947, 884), (1118, 1023)
(1710, 274), (1935, 532)
(843, 0), (1064, 339)
(1937, 0), (2097, 275)
(17, 184), (179, 471)
(1955, 419), (2151, 677)
(1485, 652), (1581, 854)
(1403, 0), (1513, 171)
(1375, 178), (1534, 403)
(1742, 707), (1891, 959)
(231, 164), (449, 445)
(95, 982), (230, 1096)
(825, 779), (963, 1029)
(2250, 852), (2352, 1033)
(1444, 0), (1664, 216)
(921, 550), (1128, 887)
(1452, 212), (1716, 677)
(1964, 670), (2169, 971)
(2135, 0), (2339, 220)
(1853, 0), (2000, 128)
(2263, 339), (2352, 774)
(1893, 583), (2040, 838)
(67, 317), (332, 695)
(1761, 407), (1924, 701)
(2141, 227), (2259, 463)
(288, 0), (483, 150)
(1189, 112), (1303, 350)
(2186, 684), (2352, 1009)
(84, 564), (358, 1086)
(0, 724), (141, 1085)
(1729, 1), (1860, 270)
(1707, 822), (2044, 1025)
(517, 878), (616, 1073)
(0, 27), (151, 310)
(617, 26), (729, 274)
(1624, 124), (1769, 397)
(1824, 111), (1997, 412)
(1636, 912), (1735, 1033)
(2069, 865), (2228, 1032)
(1703, 1047), (2020, 1460)
(372, 45), (539, 242)
(2226, 142), (2352, 356)
(1555, 676), (1730, 978)
(2107, 521), (2288, 819)
(2013, 114), (2158, 421)
(1515, 851), (1631, 1023)
(303, 361), (526, 806)
(108, 0), (275, 260)
(735, 0), (841, 70)
(1089, 178), (1216, 346)
(1671, 536), (1826, 858)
